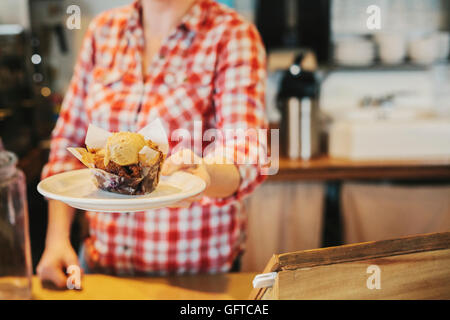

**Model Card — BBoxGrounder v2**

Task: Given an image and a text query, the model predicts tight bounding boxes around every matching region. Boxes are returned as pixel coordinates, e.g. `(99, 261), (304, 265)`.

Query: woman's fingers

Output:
(161, 149), (202, 176)
(36, 241), (82, 289)
(161, 160), (193, 176)
(162, 149), (210, 209)
(186, 165), (211, 187)
(37, 262), (68, 289)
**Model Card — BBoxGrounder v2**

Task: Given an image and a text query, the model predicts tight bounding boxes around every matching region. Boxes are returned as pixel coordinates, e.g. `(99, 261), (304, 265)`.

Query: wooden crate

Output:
(250, 232), (450, 300)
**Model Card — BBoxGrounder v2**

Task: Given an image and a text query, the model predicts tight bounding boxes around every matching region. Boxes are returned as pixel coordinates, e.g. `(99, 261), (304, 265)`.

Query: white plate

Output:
(37, 169), (206, 212)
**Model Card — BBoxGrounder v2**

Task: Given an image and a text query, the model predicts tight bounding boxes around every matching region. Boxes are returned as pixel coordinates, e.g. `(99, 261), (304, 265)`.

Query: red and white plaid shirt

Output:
(42, 0), (267, 275)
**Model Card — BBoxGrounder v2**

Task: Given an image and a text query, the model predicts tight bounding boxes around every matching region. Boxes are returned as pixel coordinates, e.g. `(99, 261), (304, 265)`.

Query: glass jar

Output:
(0, 148), (32, 299)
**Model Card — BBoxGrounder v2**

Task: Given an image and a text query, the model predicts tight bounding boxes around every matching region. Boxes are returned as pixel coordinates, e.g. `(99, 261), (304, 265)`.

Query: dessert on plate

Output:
(68, 123), (167, 195)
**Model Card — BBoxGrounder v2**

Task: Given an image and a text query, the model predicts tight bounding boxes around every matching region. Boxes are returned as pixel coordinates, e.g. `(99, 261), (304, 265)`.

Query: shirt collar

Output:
(129, 0), (207, 33)
(129, 0), (141, 31)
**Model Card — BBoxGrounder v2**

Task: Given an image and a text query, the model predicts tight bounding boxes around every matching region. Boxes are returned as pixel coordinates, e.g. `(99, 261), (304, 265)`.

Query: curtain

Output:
(341, 182), (450, 244)
(242, 181), (325, 272)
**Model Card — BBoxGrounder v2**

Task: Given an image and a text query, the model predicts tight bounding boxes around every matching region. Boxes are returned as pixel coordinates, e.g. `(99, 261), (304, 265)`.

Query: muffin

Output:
(69, 131), (165, 195)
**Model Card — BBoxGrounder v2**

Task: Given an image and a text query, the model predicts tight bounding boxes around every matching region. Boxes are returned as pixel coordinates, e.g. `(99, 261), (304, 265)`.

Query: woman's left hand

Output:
(161, 149), (211, 208)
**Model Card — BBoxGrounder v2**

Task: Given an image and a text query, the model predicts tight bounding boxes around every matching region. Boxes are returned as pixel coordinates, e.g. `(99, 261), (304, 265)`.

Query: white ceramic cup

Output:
(408, 35), (438, 65)
(375, 32), (406, 64)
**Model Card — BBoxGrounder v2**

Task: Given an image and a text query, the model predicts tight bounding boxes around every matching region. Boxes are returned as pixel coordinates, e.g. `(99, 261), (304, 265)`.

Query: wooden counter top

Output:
(270, 156), (450, 181)
(32, 272), (257, 300)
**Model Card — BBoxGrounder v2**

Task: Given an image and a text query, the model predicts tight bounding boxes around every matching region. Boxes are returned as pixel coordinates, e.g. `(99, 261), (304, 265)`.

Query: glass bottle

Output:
(0, 143), (32, 299)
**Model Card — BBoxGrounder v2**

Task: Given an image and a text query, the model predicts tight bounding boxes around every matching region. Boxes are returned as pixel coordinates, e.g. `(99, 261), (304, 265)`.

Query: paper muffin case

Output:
(68, 119), (169, 195)
(89, 160), (160, 195)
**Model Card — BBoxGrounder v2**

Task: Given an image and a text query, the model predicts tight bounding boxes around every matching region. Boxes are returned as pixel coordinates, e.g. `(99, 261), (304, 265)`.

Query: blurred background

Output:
(0, 0), (449, 273)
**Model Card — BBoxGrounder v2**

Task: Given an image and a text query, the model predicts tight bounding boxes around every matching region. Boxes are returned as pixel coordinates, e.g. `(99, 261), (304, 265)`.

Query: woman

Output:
(37, 0), (267, 287)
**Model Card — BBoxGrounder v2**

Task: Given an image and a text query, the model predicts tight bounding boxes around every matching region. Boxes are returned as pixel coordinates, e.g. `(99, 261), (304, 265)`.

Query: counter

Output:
(32, 272), (256, 300)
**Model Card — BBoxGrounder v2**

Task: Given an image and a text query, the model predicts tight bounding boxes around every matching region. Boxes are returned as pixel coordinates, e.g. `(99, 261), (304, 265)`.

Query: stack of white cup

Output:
(374, 31), (449, 66)
(334, 36), (375, 66)
(374, 33), (407, 65)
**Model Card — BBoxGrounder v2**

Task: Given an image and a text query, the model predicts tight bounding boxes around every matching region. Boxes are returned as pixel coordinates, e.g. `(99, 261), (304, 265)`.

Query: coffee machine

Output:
(0, 0), (67, 155)
(0, 24), (35, 156)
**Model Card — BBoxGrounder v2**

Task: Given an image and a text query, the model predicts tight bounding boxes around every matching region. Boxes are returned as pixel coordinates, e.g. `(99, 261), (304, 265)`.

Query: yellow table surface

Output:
(32, 272), (257, 300)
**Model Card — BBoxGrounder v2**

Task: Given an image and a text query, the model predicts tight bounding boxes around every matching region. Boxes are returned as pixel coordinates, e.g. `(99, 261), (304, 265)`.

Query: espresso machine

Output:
(0, 24), (34, 156)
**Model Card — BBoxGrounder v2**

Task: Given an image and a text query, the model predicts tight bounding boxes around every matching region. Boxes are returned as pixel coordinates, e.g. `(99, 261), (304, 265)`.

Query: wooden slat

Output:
(275, 249), (450, 300)
(276, 232), (450, 271)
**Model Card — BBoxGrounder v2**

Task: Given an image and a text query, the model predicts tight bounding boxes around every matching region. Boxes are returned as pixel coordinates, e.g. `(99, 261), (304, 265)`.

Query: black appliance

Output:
(277, 52), (321, 159)
(0, 25), (35, 156)
(255, 0), (331, 63)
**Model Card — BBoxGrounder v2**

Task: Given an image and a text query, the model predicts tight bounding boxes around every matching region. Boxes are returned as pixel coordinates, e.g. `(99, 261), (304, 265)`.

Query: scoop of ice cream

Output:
(104, 132), (146, 166)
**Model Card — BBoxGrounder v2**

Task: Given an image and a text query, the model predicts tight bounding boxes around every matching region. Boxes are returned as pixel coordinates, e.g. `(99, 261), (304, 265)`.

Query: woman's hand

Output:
(161, 149), (240, 207)
(36, 239), (80, 289)
(161, 149), (210, 208)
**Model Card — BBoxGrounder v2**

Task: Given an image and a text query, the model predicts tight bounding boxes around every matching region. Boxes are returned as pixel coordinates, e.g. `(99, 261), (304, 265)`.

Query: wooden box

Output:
(250, 232), (450, 300)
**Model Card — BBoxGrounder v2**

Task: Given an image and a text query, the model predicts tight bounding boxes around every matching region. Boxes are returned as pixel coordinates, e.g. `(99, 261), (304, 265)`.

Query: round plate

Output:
(37, 169), (206, 212)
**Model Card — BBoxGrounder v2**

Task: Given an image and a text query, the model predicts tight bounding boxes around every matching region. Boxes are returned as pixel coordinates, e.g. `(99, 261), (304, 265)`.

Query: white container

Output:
(329, 118), (450, 160)
(408, 35), (438, 65)
(374, 32), (406, 64)
(334, 36), (375, 66)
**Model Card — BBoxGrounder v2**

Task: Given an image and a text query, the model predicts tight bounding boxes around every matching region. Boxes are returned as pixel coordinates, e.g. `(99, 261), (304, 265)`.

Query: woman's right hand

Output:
(36, 240), (80, 289)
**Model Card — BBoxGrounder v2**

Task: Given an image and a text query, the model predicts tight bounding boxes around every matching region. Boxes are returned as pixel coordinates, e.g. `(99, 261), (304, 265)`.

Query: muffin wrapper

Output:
(90, 161), (161, 195)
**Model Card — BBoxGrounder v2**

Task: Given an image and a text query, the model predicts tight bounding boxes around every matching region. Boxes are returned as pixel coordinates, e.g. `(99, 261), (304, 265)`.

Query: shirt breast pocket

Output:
(163, 67), (214, 115)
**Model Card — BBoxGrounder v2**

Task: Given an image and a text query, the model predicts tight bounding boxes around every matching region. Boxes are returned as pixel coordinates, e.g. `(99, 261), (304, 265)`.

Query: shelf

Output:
(269, 155), (450, 181)
(322, 62), (434, 72)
